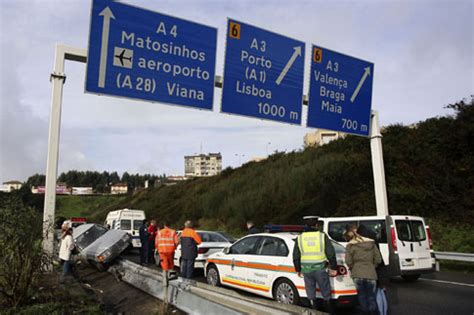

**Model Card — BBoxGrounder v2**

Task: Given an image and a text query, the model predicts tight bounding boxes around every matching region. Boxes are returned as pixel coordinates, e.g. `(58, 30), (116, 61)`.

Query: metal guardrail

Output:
(109, 258), (322, 315)
(435, 251), (474, 263)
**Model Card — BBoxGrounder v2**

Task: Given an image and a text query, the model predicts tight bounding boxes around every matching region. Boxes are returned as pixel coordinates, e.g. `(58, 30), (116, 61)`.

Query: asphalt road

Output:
(121, 250), (474, 315)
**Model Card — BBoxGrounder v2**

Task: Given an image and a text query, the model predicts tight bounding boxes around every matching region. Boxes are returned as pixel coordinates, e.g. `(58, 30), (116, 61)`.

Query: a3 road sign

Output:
(221, 19), (305, 125)
(307, 46), (374, 136)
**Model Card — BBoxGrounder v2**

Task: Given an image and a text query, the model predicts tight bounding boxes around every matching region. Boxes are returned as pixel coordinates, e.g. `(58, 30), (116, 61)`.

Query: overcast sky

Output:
(0, 0), (472, 183)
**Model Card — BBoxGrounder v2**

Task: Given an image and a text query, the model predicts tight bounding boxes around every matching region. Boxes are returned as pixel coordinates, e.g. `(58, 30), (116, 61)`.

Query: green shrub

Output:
(0, 196), (49, 308)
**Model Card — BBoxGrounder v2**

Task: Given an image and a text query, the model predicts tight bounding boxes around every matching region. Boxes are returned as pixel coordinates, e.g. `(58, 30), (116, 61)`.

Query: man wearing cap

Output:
(293, 216), (337, 314)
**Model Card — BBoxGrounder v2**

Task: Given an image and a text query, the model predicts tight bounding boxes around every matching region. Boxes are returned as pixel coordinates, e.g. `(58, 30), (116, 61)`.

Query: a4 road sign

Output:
(85, 0), (217, 110)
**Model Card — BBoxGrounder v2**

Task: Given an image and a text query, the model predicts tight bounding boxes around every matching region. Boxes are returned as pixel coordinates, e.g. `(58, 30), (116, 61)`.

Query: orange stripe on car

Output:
(209, 259), (295, 273)
(222, 278), (269, 292)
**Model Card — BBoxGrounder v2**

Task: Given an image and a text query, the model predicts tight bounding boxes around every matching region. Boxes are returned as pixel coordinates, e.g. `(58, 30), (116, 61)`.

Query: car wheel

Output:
(95, 262), (108, 272)
(402, 274), (420, 282)
(206, 265), (221, 287)
(273, 278), (300, 305)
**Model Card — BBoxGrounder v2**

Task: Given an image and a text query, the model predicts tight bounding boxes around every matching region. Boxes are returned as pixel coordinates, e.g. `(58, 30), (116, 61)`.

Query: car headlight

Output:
(121, 234), (130, 242)
(97, 249), (112, 262)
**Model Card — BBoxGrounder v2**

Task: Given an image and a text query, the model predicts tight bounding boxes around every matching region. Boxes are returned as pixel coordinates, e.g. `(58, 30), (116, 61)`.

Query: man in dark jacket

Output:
(246, 221), (260, 234)
(293, 216), (337, 314)
(139, 219), (149, 266)
(180, 220), (202, 279)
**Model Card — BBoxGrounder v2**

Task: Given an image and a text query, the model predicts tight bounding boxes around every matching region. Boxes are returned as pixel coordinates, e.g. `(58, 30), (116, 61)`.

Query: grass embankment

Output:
(83, 101), (474, 253)
(55, 195), (127, 221)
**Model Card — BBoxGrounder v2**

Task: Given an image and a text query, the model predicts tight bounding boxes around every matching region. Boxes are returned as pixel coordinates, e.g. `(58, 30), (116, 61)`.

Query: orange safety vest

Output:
(156, 227), (178, 253)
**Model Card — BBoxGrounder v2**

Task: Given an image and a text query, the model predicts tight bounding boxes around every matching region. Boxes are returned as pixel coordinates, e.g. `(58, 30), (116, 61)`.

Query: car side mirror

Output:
(223, 247), (230, 255)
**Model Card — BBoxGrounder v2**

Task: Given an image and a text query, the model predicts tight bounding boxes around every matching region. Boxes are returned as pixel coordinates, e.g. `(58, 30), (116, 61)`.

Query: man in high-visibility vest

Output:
(155, 221), (179, 272)
(293, 216), (338, 314)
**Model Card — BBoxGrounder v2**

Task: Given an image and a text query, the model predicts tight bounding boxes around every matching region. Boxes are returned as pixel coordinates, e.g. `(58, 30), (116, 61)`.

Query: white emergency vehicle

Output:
(205, 226), (358, 306)
(104, 209), (146, 248)
(319, 215), (436, 281)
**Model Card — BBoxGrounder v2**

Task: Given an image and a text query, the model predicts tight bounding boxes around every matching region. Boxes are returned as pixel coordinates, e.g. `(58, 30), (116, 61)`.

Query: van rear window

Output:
(396, 220), (412, 241)
(411, 220), (426, 241)
(395, 220), (426, 242)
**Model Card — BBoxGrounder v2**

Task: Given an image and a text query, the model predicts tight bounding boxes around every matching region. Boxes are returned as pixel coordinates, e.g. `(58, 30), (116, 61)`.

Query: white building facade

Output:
(304, 130), (346, 148)
(1, 181), (23, 192)
(185, 153), (222, 177)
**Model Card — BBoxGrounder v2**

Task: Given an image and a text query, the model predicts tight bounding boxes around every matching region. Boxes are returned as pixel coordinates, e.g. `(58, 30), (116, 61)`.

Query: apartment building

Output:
(185, 153), (222, 177)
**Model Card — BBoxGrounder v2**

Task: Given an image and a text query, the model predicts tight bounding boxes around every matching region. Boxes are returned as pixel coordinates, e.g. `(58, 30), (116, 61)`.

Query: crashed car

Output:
(73, 223), (131, 271)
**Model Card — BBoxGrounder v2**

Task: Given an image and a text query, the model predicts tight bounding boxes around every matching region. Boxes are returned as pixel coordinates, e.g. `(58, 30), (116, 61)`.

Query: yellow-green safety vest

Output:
(297, 231), (327, 264)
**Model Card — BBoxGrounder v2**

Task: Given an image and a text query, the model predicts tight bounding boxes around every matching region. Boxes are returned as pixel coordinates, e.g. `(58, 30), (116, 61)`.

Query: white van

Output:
(104, 209), (146, 248)
(319, 215), (436, 281)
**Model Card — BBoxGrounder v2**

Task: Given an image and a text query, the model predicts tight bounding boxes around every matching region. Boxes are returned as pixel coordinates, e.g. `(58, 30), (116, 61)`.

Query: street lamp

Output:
(266, 142), (271, 156)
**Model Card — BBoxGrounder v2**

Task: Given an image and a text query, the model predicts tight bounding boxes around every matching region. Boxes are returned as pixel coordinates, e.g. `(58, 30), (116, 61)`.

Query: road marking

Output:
(420, 278), (474, 288)
(276, 46), (302, 85)
(98, 6), (115, 88)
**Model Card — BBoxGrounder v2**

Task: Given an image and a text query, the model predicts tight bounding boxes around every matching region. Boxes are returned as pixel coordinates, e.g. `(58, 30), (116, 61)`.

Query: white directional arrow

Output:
(350, 66), (371, 103)
(276, 46), (302, 85)
(98, 6), (115, 88)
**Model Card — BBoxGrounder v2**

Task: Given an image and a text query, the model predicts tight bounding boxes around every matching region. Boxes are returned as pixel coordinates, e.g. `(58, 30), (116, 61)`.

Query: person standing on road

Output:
(358, 224), (389, 315)
(179, 220), (202, 279)
(148, 219), (158, 264)
(345, 225), (383, 315)
(156, 221), (179, 274)
(139, 219), (149, 266)
(59, 227), (75, 283)
(246, 220), (260, 234)
(293, 216), (338, 314)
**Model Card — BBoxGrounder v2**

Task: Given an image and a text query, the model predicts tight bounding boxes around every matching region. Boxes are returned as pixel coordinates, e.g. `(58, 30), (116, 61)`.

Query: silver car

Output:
(174, 230), (233, 269)
(73, 223), (131, 271)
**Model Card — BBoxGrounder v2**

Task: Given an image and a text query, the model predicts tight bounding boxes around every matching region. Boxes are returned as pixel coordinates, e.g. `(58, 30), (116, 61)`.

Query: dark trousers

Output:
(353, 278), (378, 313)
(148, 241), (155, 263)
(140, 242), (149, 265)
(303, 269), (332, 301)
(181, 259), (195, 279)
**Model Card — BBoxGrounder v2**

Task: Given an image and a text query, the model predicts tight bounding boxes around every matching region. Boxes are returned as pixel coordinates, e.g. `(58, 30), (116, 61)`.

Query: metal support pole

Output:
(369, 110), (389, 216)
(42, 45), (87, 267)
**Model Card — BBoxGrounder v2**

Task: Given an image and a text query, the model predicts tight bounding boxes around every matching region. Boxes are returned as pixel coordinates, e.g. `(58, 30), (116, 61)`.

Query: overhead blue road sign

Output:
(307, 46), (374, 136)
(221, 19), (305, 125)
(86, 0), (217, 110)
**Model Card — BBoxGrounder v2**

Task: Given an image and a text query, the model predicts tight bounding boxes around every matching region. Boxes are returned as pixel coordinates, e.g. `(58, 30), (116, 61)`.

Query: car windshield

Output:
(120, 219), (131, 231)
(75, 225), (108, 250)
(133, 220), (142, 231)
(198, 232), (228, 243)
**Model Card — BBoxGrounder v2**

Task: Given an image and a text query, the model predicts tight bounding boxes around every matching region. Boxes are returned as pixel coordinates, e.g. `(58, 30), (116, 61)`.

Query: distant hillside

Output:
(87, 99), (473, 252)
